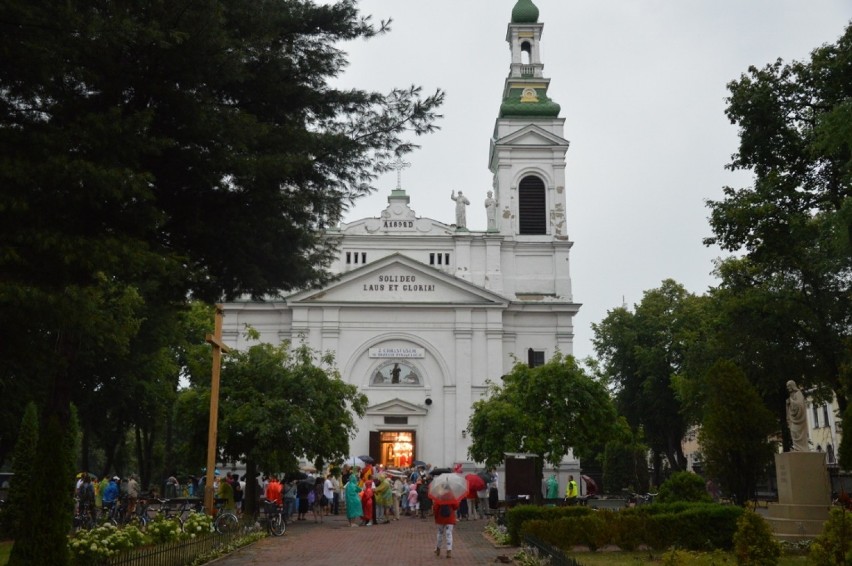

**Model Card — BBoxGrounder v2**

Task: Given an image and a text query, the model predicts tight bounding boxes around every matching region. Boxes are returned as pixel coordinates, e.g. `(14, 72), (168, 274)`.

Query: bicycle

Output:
(625, 491), (658, 507)
(106, 495), (148, 529)
(261, 498), (287, 537)
(213, 499), (239, 534)
(72, 500), (97, 531)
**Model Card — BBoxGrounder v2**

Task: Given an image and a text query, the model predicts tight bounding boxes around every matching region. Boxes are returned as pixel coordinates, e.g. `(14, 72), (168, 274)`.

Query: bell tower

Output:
(489, 0), (570, 239)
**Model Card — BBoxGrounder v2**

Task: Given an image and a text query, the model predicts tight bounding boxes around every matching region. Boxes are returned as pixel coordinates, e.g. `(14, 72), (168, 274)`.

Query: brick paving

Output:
(211, 512), (515, 566)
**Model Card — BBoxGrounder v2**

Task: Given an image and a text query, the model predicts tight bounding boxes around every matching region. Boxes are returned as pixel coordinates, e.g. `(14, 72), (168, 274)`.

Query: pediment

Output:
(493, 124), (569, 148)
(366, 398), (429, 416)
(287, 254), (508, 306)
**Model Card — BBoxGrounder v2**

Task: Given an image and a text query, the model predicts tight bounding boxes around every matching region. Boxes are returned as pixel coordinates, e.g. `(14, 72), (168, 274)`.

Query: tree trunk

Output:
(244, 459), (258, 516)
(80, 422), (91, 474)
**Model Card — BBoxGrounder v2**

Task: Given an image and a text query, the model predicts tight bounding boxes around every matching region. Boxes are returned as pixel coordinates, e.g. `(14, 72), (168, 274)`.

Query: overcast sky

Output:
(333, 1), (852, 361)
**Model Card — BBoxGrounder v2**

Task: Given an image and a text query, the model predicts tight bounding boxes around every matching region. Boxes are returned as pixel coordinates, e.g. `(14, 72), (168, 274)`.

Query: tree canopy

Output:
(705, 23), (852, 424)
(0, 1), (442, 562)
(592, 280), (705, 481)
(467, 353), (616, 469)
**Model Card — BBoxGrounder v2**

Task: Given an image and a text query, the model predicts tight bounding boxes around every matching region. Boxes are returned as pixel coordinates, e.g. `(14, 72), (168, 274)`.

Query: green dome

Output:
(511, 0), (539, 23)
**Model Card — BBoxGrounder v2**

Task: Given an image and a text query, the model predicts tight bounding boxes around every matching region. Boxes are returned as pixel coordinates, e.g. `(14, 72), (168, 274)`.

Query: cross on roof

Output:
(389, 157), (411, 190)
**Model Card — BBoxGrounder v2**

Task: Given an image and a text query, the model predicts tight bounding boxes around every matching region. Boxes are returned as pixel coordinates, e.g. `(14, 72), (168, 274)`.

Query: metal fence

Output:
(522, 534), (584, 566)
(105, 530), (240, 566)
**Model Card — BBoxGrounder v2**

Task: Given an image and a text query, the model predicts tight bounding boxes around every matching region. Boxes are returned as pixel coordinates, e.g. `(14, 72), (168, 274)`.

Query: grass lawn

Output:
(0, 540), (11, 565)
(562, 550), (809, 565)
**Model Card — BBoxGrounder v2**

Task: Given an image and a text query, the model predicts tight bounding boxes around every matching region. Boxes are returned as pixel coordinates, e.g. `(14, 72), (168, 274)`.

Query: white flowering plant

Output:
(146, 515), (183, 544)
(181, 511), (214, 539)
(68, 522), (148, 565)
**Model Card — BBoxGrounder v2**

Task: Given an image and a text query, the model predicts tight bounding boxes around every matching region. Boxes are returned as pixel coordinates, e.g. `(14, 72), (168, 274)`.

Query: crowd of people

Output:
(257, 463), (496, 527)
(74, 462), (498, 558)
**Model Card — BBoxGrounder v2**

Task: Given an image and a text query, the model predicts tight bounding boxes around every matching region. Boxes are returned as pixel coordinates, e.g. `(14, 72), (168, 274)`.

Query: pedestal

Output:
(766, 452), (830, 541)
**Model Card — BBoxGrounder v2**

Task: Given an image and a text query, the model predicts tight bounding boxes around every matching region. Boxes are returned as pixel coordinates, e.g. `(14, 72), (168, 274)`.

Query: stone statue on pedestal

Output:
(786, 380), (809, 452)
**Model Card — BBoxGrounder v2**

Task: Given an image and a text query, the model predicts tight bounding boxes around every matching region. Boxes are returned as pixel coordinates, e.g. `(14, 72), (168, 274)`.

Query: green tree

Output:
(592, 280), (705, 482)
(1, 403), (38, 539)
(1, 1), (442, 560)
(214, 340), (368, 514)
(705, 23), (852, 433)
(704, 260), (833, 451)
(602, 418), (650, 494)
(699, 361), (777, 506)
(8, 405), (78, 566)
(467, 353), (617, 474)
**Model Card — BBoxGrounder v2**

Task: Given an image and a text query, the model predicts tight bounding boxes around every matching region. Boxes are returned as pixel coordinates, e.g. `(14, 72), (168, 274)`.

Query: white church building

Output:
(222, 0), (582, 485)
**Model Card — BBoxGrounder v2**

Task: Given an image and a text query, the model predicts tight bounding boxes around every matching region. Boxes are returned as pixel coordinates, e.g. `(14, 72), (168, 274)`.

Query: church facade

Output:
(222, 0), (581, 481)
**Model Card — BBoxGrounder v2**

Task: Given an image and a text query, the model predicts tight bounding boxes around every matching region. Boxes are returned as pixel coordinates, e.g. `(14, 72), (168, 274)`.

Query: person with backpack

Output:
(77, 475), (96, 523)
(433, 498), (459, 559)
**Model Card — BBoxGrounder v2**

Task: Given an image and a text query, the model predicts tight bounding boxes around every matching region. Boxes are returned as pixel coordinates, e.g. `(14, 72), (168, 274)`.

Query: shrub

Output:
(505, 504), (592, 546)
(516, 501), (741, 553)
(574, 512), (610, 551)
(657, 471), (712, 504)
(661, 548), (699, 566)
(181, 512), (214, 539)
(610, 511), (646, 551)
(146, 515), (182, 544)
(733, 509), (781, 566)
(810, 507), (852, 566)
(68, 523), (148, 566)
(665, 504), (743, 550)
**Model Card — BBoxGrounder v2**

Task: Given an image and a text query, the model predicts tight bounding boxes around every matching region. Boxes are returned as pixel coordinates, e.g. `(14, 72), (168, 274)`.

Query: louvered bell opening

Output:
(518, 176), (546, 234)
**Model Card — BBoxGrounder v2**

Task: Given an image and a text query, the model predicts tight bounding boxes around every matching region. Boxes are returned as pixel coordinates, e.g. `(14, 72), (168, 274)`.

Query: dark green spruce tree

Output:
(2, 402), (38, 540)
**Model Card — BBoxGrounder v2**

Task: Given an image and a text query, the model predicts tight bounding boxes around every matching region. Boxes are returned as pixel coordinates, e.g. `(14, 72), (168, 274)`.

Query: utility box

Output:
(504, 453), (540, 505)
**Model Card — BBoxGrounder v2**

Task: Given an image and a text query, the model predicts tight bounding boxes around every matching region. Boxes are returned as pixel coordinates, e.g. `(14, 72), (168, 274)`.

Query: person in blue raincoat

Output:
(344, 472), (363, 527)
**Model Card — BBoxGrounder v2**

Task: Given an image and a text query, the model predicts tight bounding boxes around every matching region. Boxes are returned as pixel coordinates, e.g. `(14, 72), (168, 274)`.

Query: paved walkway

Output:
(212, 513), (515, 566)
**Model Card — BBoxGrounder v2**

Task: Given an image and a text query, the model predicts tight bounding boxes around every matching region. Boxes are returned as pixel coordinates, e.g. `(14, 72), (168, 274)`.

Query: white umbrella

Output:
(428, 473), (468, 504)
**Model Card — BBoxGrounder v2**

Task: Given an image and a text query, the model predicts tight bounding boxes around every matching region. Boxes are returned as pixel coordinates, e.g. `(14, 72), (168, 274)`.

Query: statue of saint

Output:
(484, 191), (497, 231)
(390, 363), (401, 384)
(786, 380), (809, 452)
(450, 190), (470, 228)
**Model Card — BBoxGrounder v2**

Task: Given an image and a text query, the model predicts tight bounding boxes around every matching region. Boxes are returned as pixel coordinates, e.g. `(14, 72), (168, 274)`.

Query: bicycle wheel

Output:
(215, 512), (239, 534)
(269, 513), (286, 536)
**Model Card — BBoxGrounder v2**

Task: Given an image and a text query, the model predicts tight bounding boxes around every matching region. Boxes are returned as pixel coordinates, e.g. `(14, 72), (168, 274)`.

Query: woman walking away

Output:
(344, 474), (363, 527)
(433, 499), (459, 559)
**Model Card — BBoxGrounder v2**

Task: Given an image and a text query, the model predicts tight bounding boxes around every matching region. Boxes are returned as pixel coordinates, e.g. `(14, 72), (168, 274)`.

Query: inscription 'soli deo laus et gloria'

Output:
(363, 274), (436, 293)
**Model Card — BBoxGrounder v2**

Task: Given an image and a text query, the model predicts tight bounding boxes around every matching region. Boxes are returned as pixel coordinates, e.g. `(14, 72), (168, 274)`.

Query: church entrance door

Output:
(370, 431), (416, 468)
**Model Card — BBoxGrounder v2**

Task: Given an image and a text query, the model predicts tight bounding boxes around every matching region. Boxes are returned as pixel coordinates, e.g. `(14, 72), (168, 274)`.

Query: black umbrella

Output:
(357, 455), (376, 464)
(429, 467), (452, 476)
(477, 471), (492, 485)
(412, 460), (427, 467)
(284, 471), (308, 481)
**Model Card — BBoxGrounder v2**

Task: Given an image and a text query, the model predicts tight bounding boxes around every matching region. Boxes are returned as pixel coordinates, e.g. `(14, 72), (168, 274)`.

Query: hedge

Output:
(518, 503), (744, 552)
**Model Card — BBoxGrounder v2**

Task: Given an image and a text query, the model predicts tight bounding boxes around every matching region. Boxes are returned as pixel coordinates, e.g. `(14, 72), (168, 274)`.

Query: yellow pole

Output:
(204, 304), (230, 515)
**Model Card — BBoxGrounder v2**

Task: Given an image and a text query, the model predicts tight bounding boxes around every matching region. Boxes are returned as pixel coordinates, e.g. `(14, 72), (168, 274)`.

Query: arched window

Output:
(518, 175), (546, 234)
(521, 41), (531, 65)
